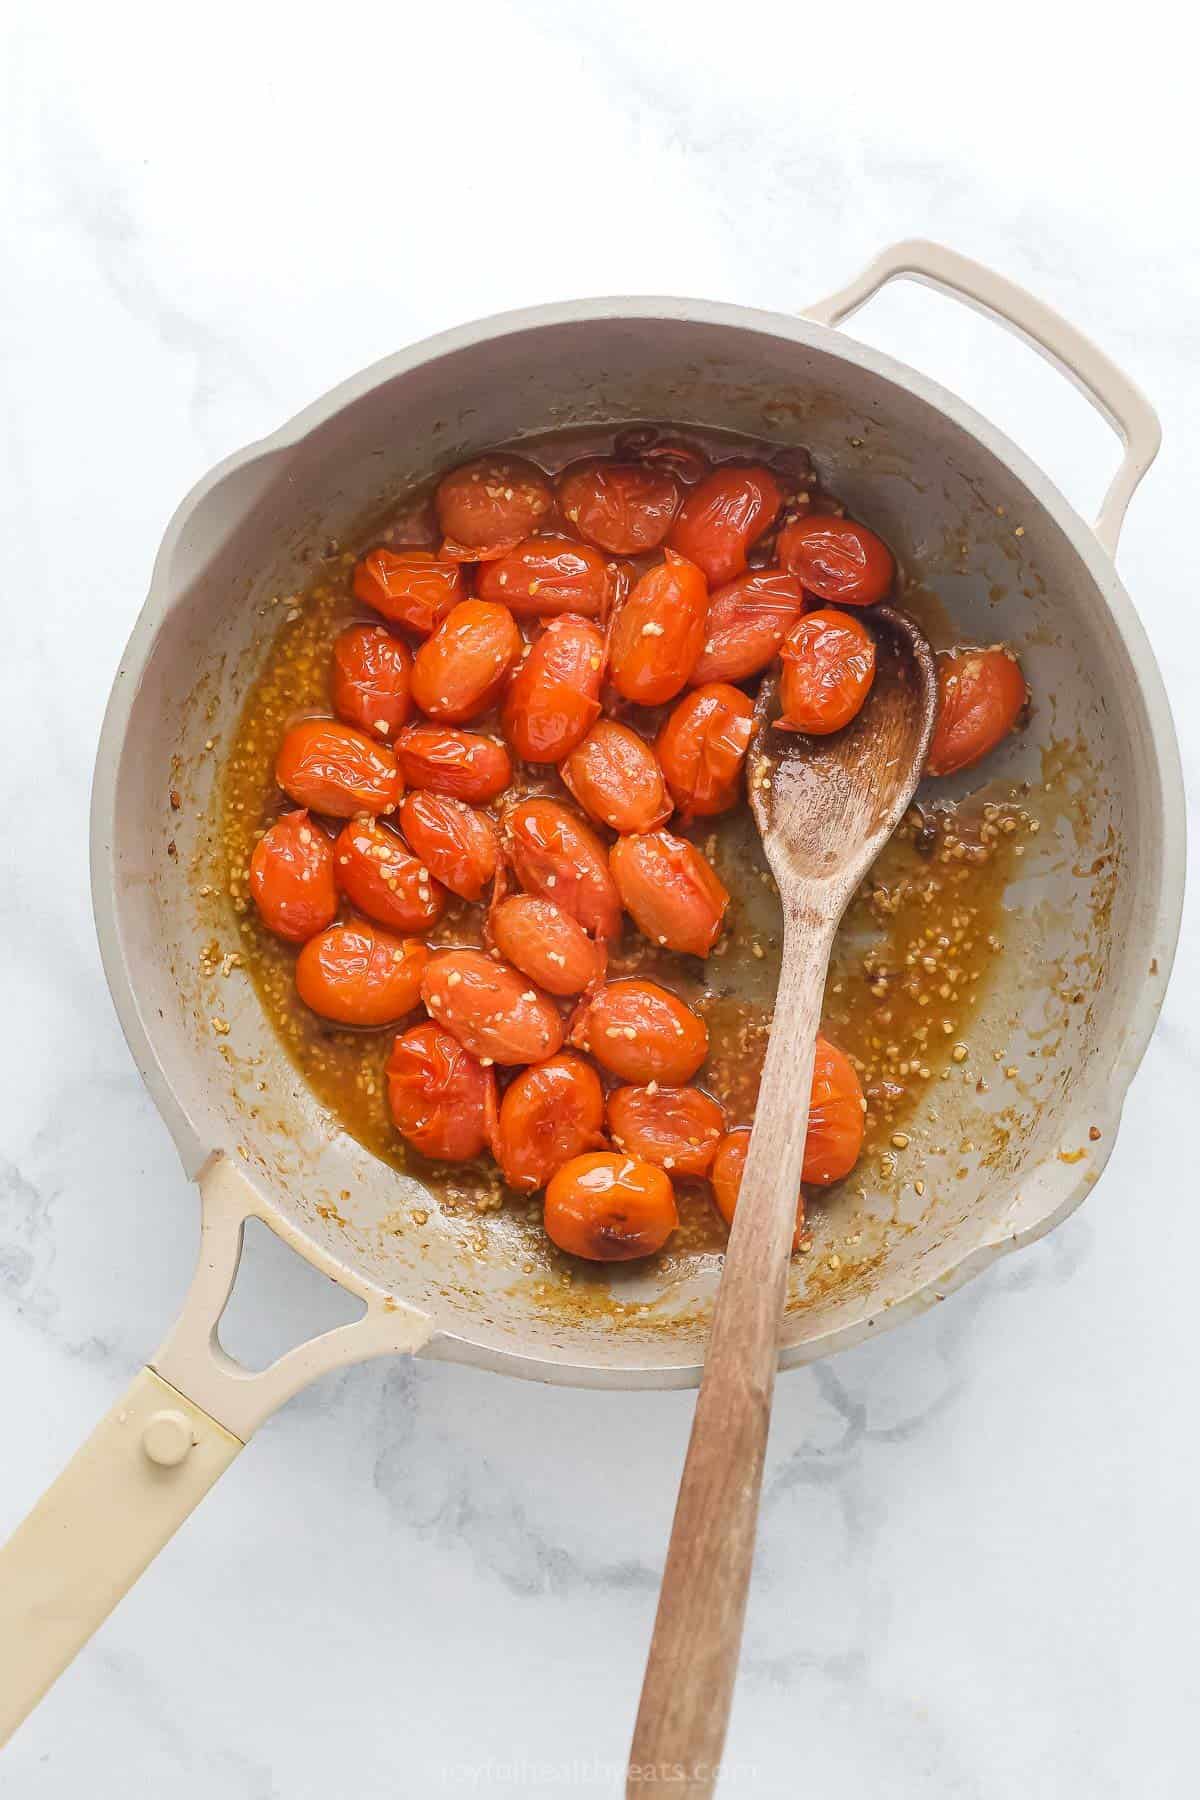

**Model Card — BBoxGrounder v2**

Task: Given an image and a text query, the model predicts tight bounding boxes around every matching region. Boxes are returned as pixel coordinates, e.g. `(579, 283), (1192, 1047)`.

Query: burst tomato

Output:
(710, 1127), (804, 1249)
(421, 949), (564, 1066)
(435, 455), (554, 554)
(248, 810), (337, 943)
(609, 830), (729, 957)
(803, 1034), (865, 1184)
(352, 548), (464, 634)
(329, 624), (413, 740)
(394, 724), (513, 804)
(275, 719), (401, 818)
(543, 1153), (678, 1261)
(777, 609), (876, 735)
(493, 1055), (606, 1194)
(503, 797), (622, 940)
(606, 1084), (725, 1176)
(501, 615), (604, 763)
(667, 464), (783, 586)
(776, 515), (894, 606)
(557, 459), (680, 554)
(561, 719), (671, 834)
(334, 818), (447, 932)
(488, 895), (606, 997)
(410, 599), (522, 724)
(386, 1022), (497, 1162)
(926, 647), (1027, 777)
(398, 791), (498, 901)
(570, 979), (708, 1085)
(689, 569), (806, 686)
(608, 550), (708, 705)
(295, 923), (427, 1027)
(476, 536), (608, 618)
(656, 683), (754, 819)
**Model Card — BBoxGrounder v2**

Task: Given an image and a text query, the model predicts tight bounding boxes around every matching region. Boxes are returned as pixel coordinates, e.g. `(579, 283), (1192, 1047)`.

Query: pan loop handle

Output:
(805, 238), (1160, 558)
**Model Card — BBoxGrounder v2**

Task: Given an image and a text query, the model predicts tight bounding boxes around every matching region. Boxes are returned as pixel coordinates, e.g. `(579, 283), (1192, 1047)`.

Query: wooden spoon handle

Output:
(628, 909), (835, 1797)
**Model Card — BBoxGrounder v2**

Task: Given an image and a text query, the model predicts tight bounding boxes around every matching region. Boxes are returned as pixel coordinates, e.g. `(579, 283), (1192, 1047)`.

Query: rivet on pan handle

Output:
(0, 1154), (432, 1747)
(805, 238), (1161, 558)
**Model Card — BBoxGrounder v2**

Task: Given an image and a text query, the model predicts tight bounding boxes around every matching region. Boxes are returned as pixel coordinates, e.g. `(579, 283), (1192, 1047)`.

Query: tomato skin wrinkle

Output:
(502, 614), (604, 763)
(398, 791), (497, 901)
(561, 718), (672, 834)
(803, 1035), (865, 1184)
(927, 646), (1027, 777)
(503, 797), (622, 941)
(607, 1084), (725, 1176)
(410, 599), (522, 724)
(489, 894), (607, 997)
(435, 455), (554, 551)
(608, 549), (708, 705)
(477, 536), (608, 618)
(276, 719), (402, 818)
(494, 1054), (606, 1193)
(330, 624), (413, 739)
(776, 609), (877, 736)
(657, 683), (754, 819)
(386, 1021), (497, 1162)
(420, 948), (565, 1066)
(394, 724), (512, 803)
(668, 463), (783, 587)
(557, 459), (681, 555)
(776, 515), (894, 607)
(296, 923), (428, 1027)
(249, 809), (337, 943)
(569, 978), (708, 1085)
(334, 818), (447, 932)
(689, 569), (805, 686)
(610, 829), (730, 958)
(543, 1152), (678, 1261)
(352, 548), (464, 634)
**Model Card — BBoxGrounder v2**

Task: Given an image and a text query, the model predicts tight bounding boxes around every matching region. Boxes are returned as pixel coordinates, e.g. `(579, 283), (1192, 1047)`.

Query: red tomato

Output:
(607, 1084), (725, 1176)
(295, 924), (427, 1027)
(409, 599), (522, 724)
(493, 1055), (606, 1193)
(557, 459), (681, 554)
(609, 830), (729, 957)
(248, 810), (336, 944)
(476, 536), (608, 618)
(689, 569), (806, 686)
(656, 684), (754, 819)
(776, 515), (894, 606)
(275, 719), (401, 818)
(386, 1022), (497, 1162)
(435, 455), (554, 553)
(329, 624), (412, 740)
(777, 609), (876, 735)
(926, 647), (1027, 777)
(334, 819), (447, 932)
(501, 615), (604, 763)
(608, 550), (708, 705)
(543, 1153), (678, 1261)
(503, 797), (622, 940)
(421, 949), (565, 1066)
(352, 548), (464, 634)
(803, 1034), (865, 1184)
(570, 979), (708, 1084)
(394, 725), (513, 803)
(561, 719), (671, 833)
(489, 895), (607, 997)
(710, 1128), (804, 1249)
(667, 464), (783, 586)
(398, 791), (498, 901)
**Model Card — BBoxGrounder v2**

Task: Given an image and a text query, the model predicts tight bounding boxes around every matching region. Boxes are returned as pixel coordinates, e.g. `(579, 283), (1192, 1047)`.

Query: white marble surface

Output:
(2, 2), (1198, 1794)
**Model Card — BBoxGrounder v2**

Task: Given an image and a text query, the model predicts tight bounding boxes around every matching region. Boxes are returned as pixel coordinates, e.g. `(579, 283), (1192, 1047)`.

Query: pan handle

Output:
(0, 1155), (431, 1746)
(805, 238), (1161, 557)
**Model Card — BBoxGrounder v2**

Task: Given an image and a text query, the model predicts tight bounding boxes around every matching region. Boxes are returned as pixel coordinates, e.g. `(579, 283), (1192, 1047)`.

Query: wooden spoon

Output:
(627, 606), (938, 1797)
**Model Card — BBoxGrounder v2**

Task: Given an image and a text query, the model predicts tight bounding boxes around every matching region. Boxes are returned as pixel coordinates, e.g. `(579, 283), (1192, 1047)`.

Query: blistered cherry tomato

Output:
(435, 455), (554, 554)
(476, 536), (608, 618)
(248, 810), (337, 943)
(570, 979), (708, 1084)
(394, 724), (513, 803)
(610, 830), (729, 957)
(776, 515), (894, 606)
(557, 460), (681, 554)
(398, 791), (498, 901)
(656, 684), (754, 819)
(803, 1035), (865, 1184)
(501, 615), (604, 763)
(710, 1128), (804, 1249)
(777, 609), (876, 735)
(329, 624), (412, 740)
(689, 569), (806, 686)
(544, 1153), (678, 1261)
(276, 719), (401, 818)
(667, 464), (783, 586)
(352, 548), (464, 634)
(561, 719), (671, 833)
(926, 647), (1027, 777)
(410, 599), (522, 724)
(493, 1055), (606, 1193)
(607, 1084), (725, 1176)
(504, 798), (622, 940)
(421, 949), (564, 1066)
(608, 550), (708, 705)
(386, 1021), (497, 1162)
(295, 923), (427, 1027)
(489, 895), (606, 997)
(334, 818), (447, 932)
